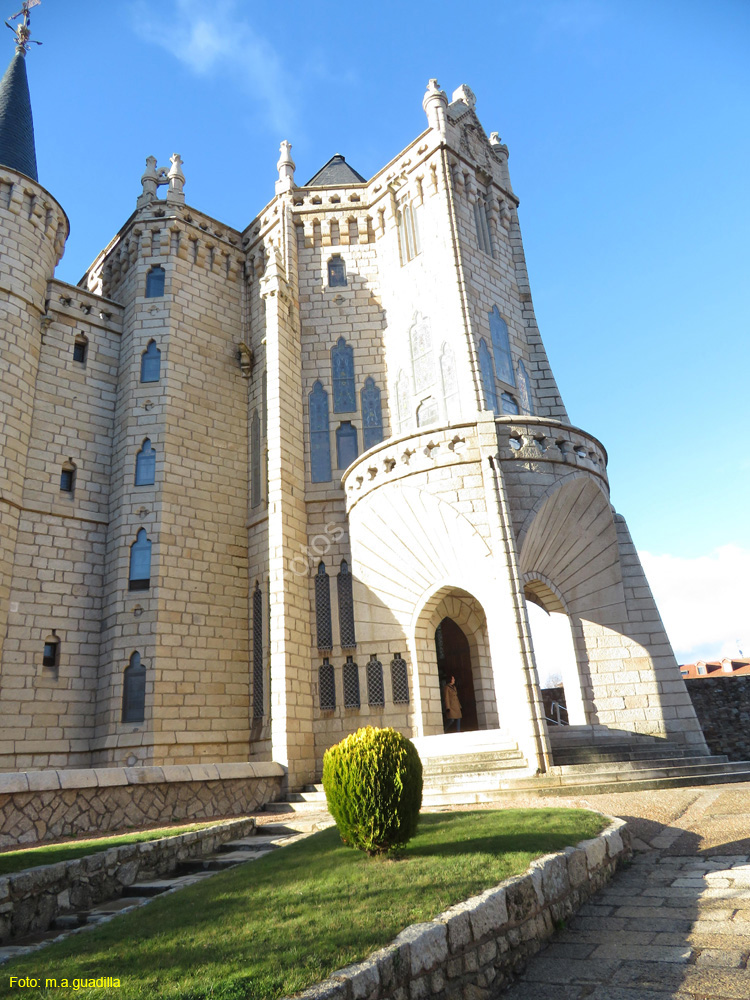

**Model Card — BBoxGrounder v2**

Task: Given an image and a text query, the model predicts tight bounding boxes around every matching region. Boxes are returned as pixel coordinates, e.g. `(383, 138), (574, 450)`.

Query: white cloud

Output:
(639, 546), (749, 663)
(129, 0), (294, 132)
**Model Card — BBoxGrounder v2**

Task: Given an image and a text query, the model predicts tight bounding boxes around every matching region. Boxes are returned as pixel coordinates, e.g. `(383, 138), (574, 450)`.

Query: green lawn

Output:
(0, 823), (222, 877)
(0, 809), (605, 1000)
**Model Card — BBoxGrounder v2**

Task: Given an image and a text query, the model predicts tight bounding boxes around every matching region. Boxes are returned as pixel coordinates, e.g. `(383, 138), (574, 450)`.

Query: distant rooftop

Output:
(305, 154), (366, 187)
(679, 658), (750, 679)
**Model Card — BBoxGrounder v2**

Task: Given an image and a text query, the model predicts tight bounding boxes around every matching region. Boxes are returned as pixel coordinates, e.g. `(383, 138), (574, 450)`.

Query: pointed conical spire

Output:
(0, 49), (38, 181)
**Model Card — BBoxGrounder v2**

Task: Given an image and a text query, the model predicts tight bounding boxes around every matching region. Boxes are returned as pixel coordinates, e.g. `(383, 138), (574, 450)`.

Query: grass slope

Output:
(0, 824), (219, 877)
(0, 809), (605, 1000)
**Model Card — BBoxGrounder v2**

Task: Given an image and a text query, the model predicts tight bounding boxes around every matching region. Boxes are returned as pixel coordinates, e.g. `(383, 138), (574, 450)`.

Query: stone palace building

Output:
(0, 32), (709, 789)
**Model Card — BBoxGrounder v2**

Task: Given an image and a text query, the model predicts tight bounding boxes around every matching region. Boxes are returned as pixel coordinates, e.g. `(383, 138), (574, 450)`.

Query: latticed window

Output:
(315, 562), (333, 650)
(309, 381), (332, 483)
(366, 657), (384, 707)
(489, 307), (514, 385)
(517, 360), (535, 415)
(336, 421), (358, 471)
(360, 377), (383, 451)
(478, 339), (498, 414)
(391, 655), (410, 704)
(337, 560), (356, 648)
(134, 439), (156, 486)
(251, 409), (261, 507)
(252, 583), (264, 718)
(319, 658), (336, 711)
(343, 656), (360, 709)
(122, 652), (146, 723)
(145, 265), (165, 298)
(331, 338), (356, 412)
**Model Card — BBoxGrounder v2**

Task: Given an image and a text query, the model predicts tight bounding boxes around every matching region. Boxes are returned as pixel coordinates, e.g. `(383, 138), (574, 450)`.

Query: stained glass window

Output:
(478, 339), (498, 414)
(140, 341), (161, 383)
(361, 377), (383, 451)
(145, 266), (165, 298)
(331, 338), (356, 412)
(336, 421), (358, 471)
(134, 439), (156, 487)
(410, 314), (434, 394)
(489, 307), (514, 385)
(328, 255), (346, 287)
(517, 360), (535, 415)
(122, 652), (146, 723)
(309, 381), (332, 483)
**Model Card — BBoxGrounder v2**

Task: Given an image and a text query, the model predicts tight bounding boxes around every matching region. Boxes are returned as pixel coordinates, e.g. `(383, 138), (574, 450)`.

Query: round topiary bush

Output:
(322, 726), (423, 855)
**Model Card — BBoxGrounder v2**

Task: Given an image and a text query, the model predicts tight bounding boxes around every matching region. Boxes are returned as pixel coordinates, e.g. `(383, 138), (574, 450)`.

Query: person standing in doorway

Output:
(443, 675), (462, 733)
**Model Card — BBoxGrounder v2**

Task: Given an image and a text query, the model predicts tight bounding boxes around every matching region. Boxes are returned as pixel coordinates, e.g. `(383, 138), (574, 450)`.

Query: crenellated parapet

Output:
(495, 416), (609, 489)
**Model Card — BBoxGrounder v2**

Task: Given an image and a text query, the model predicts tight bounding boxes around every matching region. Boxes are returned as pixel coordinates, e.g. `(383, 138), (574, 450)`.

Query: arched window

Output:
(134, 439), (156, 486)
(440, 344), (459, 420)
(42, 634), (60, 670)
(409, 314), (434, 394)
(145, 265), (165, 298)
(60, 460), (76, 494)
(474, 197), (493, 257)
(315, 562), (332, 650)
(309, 381), (332, 483)
(122, 652), (146, 723)
(416, 397), (438, 427)
(331, 338), (355, 412)
(252, 583), (264, 718)
(501, 392), (520, 415)
(337, 560), (356, 648)
(319, 658), (336, 711)
(396, 370), (412, 434)
(366, 656), (384, 707)
(517, 360), (535, 415)
(343, 656), (360, 709)
(328, 255), (347, 287)
(360, 377), (383, 451)
(140, 340), (161, 383)
(397, 198), (421, 264)
(391, 655), (410, 704)
(128, 529), (152, 591)
(73, 333), (88, 365)
(478, 339), (498, 414)
(489, 307), (514, 385)
(336, 421), (358, 470)
(251, 409), (261, 508)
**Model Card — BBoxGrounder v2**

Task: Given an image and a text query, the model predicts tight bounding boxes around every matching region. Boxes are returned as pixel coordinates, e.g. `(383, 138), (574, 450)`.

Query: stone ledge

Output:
(289, 816), (631, 1000)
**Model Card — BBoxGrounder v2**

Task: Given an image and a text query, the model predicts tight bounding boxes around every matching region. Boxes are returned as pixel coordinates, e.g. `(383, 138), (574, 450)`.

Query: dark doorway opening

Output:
(436, 617), (478, 732)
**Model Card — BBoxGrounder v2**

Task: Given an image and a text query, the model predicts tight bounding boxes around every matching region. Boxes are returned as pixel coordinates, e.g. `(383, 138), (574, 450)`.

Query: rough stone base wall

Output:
(0, 762), (284, 846)
(686, 678), (750, 761)
(290, 818), (630, 1000)
(0, 816), (257, 943)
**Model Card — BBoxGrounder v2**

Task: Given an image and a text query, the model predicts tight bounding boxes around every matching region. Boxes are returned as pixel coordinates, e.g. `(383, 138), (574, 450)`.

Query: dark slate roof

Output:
(305, 154), (366, 187)
(0, 51), (38, 181)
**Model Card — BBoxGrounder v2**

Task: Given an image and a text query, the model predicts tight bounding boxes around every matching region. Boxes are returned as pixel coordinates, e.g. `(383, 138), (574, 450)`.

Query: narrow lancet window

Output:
(122, 652), (146, 723)
(391, 655), (410, 704)
(331, 338), (356, 412)
(360, 377), (383, 451)
(128, 529), (152, 591)
(501, 392), (520, 415)
(319, 659), (336, 711)
(252, 583), (264, 718)
(517, 360), (535, 415)
(315, 562), (333, 651)
(478, 339), (498, 414)
(328, 255), (347, 287)
(366, 656), (385, 707)
(489, 307), (514, 385)
(145, 265), (165, 298)
(336, 421), (358, 470)
(251, 409), (262, 507)
(309, 381), (332, 483)
(140, 340), (161, 383)
(343, 656), (360, 709)
(337, 560), (356, 648)
(134, 439), (156, 486)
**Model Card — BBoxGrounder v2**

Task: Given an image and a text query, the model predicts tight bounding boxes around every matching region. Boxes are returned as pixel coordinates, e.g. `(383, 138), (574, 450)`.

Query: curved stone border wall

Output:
(0, 816), (257, 942)
(0, 763), (284, 846)
(291, 817), (630, 1000)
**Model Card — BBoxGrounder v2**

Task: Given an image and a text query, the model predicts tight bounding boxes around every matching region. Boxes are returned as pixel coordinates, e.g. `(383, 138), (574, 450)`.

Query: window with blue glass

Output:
(128, 529), (152, 591)
(478, 339), (498, 414)
(501, 392), (520, 415)
(336, 421), (358, 470)
(134, 439), (156, 486)
(489, 307), (514, 385)
(122, 652), (146, 723)
(360, 377), (383, 451)
(331, 338), (356, 413)
(140, 340), (161, 383)
(517, 360), (535, 415)
(251, 409), (261, 507)
(328, 255), (347, 287)
(145, 265), (165, 298)
(309, 381), (332, 483)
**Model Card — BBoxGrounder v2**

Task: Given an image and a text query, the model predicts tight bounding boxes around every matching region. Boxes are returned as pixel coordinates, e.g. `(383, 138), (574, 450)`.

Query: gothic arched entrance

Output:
(436, 617), (478, 731)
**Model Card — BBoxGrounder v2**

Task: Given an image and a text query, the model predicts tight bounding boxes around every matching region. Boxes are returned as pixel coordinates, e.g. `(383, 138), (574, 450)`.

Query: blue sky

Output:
(16, 0), (749, 662)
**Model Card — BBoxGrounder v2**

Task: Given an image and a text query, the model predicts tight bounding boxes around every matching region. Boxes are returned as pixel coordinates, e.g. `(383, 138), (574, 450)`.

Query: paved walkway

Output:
(498, 782), (750, 999)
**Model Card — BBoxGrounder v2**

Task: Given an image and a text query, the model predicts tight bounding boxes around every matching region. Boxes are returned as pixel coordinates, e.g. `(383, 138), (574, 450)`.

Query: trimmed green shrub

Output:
(322, 726), (423, 855)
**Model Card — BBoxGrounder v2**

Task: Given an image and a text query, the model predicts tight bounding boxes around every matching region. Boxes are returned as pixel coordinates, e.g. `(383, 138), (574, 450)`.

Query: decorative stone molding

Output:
(495, 416), (609, 487)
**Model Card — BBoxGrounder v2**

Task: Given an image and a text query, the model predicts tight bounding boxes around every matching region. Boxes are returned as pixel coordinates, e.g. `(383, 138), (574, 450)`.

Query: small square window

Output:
(43, 640), (59, 668)
(60, 468), (75, 493)
(73, 340), (87, 364)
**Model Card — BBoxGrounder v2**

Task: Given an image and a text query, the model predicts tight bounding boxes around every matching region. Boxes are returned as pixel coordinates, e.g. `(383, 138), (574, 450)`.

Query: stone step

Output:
(423, 758), (528, 779)
(263, 800), (331, 815)
(286, 790), (327, 803)
(218, 835), (286, 852)
(551, 747), (712, 765)
(122, 879), (179, 897)
(550, 754), (730, 775)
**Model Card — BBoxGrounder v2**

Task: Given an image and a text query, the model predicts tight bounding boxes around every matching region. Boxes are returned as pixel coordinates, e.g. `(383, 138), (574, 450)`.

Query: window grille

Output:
(122, 652), (146, 723)
(331, 338), (356, 412)
(366, 657), (384, 707)
(328, 255), (346, 286)
(128, 529), (152, 591)
(337, 560), (356, 648)
(134, 439), (156, 486)
(360, 377), (383, 451)
(140, 340), (161, 383)
(336, 421), (358, 471)
(251, 409), (262, 507)
(319, 658), (336, 711)
(252, 583), (264, 717)
(315, 562), (333, 650)
(517, 360), (535, 415)
(501, 392), (519, 415)
(391, 655), (409, 704)
(60, 464), (76, 493)
(309, 381), (332, 483)
(145, 266), (165, 298)
(489, 307), (514, 385)
(478, 339), (498, 414)
(343, 656), (360, 709)
(42, 636), (59, 669)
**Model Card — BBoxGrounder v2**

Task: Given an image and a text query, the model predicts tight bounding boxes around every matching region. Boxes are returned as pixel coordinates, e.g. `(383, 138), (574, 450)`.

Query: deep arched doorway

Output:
(436, 617), (478, 731)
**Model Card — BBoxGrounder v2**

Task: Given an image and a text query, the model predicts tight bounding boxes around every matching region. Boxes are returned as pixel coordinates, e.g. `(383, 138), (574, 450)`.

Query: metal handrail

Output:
(545, 701), (569, 726)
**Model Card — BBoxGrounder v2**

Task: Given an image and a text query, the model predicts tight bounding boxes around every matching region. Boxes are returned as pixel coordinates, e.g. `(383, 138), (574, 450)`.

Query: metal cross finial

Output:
(6, 0), (42, 54)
